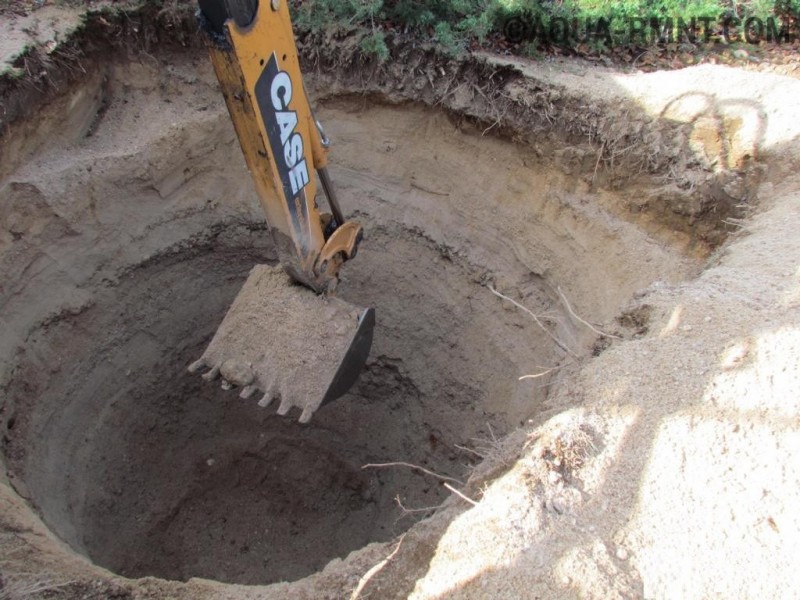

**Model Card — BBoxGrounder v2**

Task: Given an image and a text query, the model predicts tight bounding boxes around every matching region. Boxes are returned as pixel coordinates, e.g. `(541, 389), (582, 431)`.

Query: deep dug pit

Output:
(0, 60), (687, 585)
(3, 11), (788, 598)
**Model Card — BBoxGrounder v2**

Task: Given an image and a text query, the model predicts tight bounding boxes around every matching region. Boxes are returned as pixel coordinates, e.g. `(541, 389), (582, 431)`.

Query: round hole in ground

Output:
(1, 54), (691, 587)
(5, 223), (555, 585)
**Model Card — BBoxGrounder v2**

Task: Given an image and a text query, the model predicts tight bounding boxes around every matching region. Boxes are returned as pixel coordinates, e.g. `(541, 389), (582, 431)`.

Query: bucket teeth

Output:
(201, 364), (220, 381)
(299, 406), (314, 424)
(240, 385), (258, 399)
(187, 358), (206, 373)
(257, 391), (274, 408)
(276, 396), (293, 416)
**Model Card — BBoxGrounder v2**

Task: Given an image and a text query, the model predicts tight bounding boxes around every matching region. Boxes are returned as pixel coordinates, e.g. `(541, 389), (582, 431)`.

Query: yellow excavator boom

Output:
(198, 0), (360, 291)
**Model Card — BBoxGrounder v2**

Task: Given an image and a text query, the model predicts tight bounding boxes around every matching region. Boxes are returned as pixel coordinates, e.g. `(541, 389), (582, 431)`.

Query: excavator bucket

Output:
(189, 265), (374, 423)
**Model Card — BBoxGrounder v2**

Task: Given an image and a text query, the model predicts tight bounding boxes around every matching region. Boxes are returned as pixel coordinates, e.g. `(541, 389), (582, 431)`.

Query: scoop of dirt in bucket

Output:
(189, 264), (374, 422)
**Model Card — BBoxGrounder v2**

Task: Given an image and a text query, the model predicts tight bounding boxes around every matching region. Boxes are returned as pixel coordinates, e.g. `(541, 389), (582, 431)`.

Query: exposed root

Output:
(487, 285), (576, 356)
(395, 495), (442, 516)
(454, 443), (485, 458)
(444, 482), (479, 507)
(519, 363), (570, 380)
(557, 287), (622, 340)
(0, 575), (76, 600)
(362, 462), (464, 486)
(349, 534), (406, 600)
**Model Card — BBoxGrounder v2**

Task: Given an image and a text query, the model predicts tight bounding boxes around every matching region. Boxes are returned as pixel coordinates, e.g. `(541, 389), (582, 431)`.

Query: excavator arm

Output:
(198, 0), (361, 292)
(189, 0), (374, 423)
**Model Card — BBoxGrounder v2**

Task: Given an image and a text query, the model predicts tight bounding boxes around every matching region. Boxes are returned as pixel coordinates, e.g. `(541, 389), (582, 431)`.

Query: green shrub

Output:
(290, 0), (800, 56)
(360, 29), (391, 60)
(293, 0), (384, 32)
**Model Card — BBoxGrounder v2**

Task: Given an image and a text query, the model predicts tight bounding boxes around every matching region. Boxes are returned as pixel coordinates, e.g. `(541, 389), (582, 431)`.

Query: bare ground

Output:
(1, 4), (799, 600)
